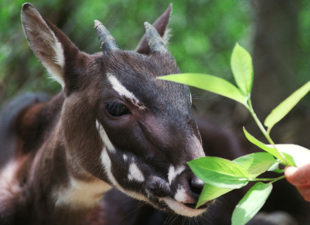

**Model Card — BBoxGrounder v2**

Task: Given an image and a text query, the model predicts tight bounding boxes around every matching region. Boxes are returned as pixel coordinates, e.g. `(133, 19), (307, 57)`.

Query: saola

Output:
(0, 3), (210, 225)
(1, 3), (308, 225)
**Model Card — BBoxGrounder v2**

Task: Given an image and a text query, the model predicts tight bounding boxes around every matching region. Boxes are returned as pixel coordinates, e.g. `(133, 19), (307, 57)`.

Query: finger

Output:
(297, 186), (310, 202)
(285, 164), (310, 186)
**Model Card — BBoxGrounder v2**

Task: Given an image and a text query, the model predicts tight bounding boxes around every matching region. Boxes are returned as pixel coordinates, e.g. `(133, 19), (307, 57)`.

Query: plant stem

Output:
(270, 175), (286, 184)
(246, 99), (289, 165)
(251, 175), (285, 183)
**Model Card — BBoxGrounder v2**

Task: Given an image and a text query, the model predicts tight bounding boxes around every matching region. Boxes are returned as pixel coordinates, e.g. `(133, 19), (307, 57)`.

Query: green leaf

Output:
(243, 128), (282, 160)
(264, 81), (310, 130)
(231, 43), (253, 95)
(159, 73), (247, 105)
(188, 157), (249, 189)
(232, 182), (273, 225)
(194, 153), (275, 207)
(268, 144), (310, 167)
(234, 153), (276, 178)
(282, 153), (296, 167)
(197, 184), (232, 208)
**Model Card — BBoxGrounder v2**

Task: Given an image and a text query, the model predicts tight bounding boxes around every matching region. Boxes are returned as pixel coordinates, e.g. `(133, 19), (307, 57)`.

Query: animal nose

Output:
(180, 176), (206, 209)
(189, 177), (204, 197)
(146, 176), (172, 197)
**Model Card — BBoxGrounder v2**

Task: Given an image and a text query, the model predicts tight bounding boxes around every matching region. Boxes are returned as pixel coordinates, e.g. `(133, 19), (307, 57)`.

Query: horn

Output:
(144, 22), (168, 53)
(94, 19), (118, 51)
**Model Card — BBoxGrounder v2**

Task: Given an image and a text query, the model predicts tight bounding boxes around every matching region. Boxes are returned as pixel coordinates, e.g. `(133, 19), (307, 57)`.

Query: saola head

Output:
(21, 3), (209, 217)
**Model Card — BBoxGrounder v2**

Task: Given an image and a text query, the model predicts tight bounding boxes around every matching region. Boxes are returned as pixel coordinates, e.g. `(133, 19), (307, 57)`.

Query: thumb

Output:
(285, 164), (310, 186)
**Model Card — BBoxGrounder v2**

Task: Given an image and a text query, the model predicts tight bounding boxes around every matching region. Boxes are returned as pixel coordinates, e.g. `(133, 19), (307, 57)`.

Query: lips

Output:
(161, 197), (209, 217)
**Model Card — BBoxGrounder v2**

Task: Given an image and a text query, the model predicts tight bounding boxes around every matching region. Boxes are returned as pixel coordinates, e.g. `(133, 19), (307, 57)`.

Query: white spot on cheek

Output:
(123, 154), (128, 161)
(96, 120), (116, 153)
(100, 148), (151, 204)
(128, 162), (145, 182)
(168, 165), (185, 185)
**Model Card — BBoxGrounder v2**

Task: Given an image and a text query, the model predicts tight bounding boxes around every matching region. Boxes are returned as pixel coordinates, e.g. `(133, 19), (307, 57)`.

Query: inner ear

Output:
(136, 3), (172, 55)
(21, 3), (80, 88)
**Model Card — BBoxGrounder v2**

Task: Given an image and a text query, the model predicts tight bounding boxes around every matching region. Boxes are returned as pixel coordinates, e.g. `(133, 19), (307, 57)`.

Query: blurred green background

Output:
(0, 0), (309, 147)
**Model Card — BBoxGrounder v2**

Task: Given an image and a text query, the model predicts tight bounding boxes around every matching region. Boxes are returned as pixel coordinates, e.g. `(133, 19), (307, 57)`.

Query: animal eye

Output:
(105, 102), (130, 117)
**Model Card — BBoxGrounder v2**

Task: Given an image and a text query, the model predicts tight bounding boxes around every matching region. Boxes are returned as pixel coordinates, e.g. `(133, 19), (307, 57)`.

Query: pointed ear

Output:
(136, 3), (172, 55)
(21, 3), (80, 87)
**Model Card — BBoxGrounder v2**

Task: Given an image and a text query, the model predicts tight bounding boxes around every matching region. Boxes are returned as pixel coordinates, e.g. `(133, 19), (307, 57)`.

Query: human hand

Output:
(285, 163), (310, 202)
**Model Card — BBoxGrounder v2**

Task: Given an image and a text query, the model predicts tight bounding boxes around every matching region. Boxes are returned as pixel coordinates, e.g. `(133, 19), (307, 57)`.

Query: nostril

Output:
(189, 177), (204, 196)
(146, 176), (171, 197)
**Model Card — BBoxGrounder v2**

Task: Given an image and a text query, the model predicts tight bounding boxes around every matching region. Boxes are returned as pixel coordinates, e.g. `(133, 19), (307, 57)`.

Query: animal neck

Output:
(0, 93), (111, 225)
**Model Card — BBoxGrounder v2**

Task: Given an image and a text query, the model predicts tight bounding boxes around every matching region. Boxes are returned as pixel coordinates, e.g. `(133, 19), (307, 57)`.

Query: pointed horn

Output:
(144, 22), (168, 53)
(94, 20), (118, 51)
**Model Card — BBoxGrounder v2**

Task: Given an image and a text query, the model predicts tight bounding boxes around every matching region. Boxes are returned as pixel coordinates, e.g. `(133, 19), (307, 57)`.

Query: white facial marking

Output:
(128, 162), (145, 182)
(174, 185), (188, 203)
(123, 154), (128, 161)
(100, 148), (151, 204)
(96, 120), (116, 153)
(101, 148), (118, 185)
(162, 197), (205, 217)
(107, 73), (145, 109)
(168, 165), (185, 185)
(53, 176), (111, 209)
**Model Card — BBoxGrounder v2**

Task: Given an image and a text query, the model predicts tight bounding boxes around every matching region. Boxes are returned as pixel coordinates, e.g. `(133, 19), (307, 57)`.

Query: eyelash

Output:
(105, 102), (130, 117)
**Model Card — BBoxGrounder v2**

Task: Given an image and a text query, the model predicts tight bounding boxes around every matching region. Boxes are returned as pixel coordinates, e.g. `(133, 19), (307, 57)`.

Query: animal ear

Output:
(21, 3), (80, 87)
(136, 3), (172, 54)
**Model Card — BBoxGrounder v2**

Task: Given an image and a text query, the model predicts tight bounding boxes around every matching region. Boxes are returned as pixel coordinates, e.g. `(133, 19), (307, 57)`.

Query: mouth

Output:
(160, 197), (211, 217)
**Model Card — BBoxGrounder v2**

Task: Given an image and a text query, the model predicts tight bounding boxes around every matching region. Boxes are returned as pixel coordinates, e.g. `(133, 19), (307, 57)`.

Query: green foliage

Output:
(234, 153), (276, 178)
(160, 44), (310, 224)
(264, 81), (310, 131)
(188, 157), (249, 189)
(197, 184), (231, 208)
(242, 128), (284, 162)
(232, 182), (273, 225)
(231, 43), (253, 95)
(0, 0), (252, 106)
(195, 152), (276, 208)
(160, 73), (247, 105)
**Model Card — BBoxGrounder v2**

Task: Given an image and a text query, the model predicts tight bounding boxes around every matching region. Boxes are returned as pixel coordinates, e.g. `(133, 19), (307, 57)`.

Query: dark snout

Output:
(146, 176), (172, 197)
(146, 169), (206, 210)
(173, 169), (205, 208)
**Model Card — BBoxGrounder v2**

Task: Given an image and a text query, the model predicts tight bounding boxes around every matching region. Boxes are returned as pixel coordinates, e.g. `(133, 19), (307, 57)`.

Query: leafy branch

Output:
(159, 43), (310, 225)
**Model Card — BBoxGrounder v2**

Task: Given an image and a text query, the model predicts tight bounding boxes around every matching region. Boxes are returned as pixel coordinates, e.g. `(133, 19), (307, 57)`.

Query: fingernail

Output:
(285, 166), (298, 177)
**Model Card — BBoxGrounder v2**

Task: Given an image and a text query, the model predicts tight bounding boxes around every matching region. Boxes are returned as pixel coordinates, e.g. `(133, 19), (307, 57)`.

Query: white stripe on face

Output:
(100, 148), (151, 204)
(101, 148), (118, 186)
(168, 165), (185, 185)
(96, 120), (116, 153)
(107, 73), (139, 101)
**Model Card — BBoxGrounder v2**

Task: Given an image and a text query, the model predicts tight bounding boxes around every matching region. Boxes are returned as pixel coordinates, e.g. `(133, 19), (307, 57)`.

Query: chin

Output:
(158, 197), (211, 218)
